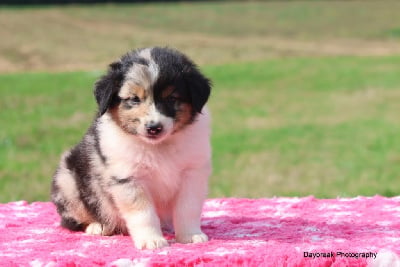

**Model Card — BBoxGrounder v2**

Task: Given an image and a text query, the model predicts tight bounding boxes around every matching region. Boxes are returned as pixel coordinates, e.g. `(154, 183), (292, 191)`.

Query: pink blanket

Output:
(1, 197), (399, 266)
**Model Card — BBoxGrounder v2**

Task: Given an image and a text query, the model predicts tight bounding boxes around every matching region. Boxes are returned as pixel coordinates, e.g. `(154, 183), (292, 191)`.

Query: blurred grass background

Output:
(1, 1), (400, 202)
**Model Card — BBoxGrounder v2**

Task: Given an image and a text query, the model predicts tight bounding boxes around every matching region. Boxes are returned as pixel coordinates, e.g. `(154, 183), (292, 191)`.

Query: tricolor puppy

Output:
(51, 47), (212, 249)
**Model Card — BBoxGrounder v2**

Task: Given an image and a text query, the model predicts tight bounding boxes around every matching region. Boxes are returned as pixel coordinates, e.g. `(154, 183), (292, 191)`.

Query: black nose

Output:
(146, 122), (163, 136)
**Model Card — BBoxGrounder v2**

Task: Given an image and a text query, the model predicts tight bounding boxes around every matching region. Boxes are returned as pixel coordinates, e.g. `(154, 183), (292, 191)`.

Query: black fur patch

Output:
(150, 47), (211, 119)
(94, 62), (124, 116)
(61, 217), (85, 232)
(64, 144), (105, 224)
(89, 124), (107, 164)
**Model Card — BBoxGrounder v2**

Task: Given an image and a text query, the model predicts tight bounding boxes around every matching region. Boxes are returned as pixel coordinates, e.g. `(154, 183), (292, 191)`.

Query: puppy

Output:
(51, 47), (212, 249)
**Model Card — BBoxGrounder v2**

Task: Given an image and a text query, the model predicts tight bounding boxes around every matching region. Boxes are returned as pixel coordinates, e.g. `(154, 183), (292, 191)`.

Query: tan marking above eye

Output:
(161, 86), (176, 99)
(119, 83), (147, 100)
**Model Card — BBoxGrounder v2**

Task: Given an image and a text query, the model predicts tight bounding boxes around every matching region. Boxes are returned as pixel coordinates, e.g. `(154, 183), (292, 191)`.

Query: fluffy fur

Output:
(51, 47), (212, 249)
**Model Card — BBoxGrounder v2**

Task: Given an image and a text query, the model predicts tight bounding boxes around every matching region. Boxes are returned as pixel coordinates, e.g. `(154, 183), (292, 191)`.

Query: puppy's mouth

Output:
(140, 133), (167, 144)
(146, 134), (162, 140)
(140, 129), (169, 144)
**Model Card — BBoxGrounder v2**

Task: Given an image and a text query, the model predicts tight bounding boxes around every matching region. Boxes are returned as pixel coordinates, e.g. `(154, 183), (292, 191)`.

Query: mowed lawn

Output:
(1, 1), (400, 202)
(1, 56), (400, 202)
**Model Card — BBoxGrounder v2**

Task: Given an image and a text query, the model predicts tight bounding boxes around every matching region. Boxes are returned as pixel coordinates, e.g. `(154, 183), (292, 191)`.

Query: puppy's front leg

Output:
(173, 163), (211, 244)
(112, 183), (168, 249)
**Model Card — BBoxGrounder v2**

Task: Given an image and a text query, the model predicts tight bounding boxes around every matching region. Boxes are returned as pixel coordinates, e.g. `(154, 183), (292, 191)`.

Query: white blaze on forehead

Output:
(123, 48), (159, 92)
(139, 48), (159, 86)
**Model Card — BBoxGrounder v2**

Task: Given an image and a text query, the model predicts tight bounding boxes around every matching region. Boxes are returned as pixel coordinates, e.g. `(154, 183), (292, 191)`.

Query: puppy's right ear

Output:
(94, 61), (123, 116)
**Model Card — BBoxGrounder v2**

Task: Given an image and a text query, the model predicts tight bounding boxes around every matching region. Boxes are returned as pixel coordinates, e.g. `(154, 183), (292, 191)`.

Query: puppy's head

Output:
(94, 47), (211, 144)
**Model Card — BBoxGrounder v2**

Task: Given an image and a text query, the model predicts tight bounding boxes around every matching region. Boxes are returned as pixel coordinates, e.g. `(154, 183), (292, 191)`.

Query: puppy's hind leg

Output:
(60, 216), (86, 232)
(51, 157), (92, 233)
(53, 188), (91, 233)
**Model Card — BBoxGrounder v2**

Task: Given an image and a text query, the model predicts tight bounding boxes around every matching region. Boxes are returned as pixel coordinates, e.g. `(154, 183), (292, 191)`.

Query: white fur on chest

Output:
(97, 110), (211, 202)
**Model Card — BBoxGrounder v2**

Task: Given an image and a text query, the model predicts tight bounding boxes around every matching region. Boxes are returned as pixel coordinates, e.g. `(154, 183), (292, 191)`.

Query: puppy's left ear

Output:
(186, 71), (211, 113)
(94, 61), (123, 116)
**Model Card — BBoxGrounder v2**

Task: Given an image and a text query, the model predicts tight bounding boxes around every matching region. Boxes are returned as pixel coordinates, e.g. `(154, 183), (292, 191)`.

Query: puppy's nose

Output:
(146, 122), (163, 136)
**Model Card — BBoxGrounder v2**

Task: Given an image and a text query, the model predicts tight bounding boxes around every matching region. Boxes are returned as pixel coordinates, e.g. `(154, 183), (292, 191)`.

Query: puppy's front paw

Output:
(134, 234), (169, 250)
(176, 232), (208, 244)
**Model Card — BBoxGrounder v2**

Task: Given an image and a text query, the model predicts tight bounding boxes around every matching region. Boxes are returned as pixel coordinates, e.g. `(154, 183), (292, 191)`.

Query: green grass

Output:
(1, 56), (400, 202)
(1, 1), (400, 202)
(209, 56), (400, 198)
(0, 71), (98, 201)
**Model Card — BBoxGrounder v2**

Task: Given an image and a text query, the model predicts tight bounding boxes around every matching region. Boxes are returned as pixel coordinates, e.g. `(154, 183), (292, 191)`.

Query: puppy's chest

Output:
(108, 145), (185, 195)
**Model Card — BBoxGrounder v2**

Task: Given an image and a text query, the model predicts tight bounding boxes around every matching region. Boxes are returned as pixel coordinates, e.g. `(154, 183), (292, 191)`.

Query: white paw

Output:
(85, 222), (103, 235)
(134, 235), (169, 250)
(176, 232), (208, 244)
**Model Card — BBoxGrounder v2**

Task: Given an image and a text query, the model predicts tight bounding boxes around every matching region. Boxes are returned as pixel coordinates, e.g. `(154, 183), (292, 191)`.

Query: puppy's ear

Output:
(94, 61), (123, 116)
(185, 71), (211, 113)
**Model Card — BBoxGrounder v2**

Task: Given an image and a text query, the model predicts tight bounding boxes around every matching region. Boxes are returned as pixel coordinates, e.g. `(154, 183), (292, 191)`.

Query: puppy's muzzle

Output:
(146, 122), (163, 137)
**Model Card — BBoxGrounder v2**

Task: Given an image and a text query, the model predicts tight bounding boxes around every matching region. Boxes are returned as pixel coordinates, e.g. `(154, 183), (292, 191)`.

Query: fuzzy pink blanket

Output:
(1, 197), (399, 266)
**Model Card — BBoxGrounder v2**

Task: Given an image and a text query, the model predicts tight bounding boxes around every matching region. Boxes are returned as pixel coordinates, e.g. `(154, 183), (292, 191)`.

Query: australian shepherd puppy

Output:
(51, 47), (212, 249)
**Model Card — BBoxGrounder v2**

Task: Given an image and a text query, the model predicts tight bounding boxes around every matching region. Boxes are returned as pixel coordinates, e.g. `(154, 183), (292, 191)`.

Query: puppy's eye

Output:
(166, 96), (179, 103)
(128, 96), (141, 105)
